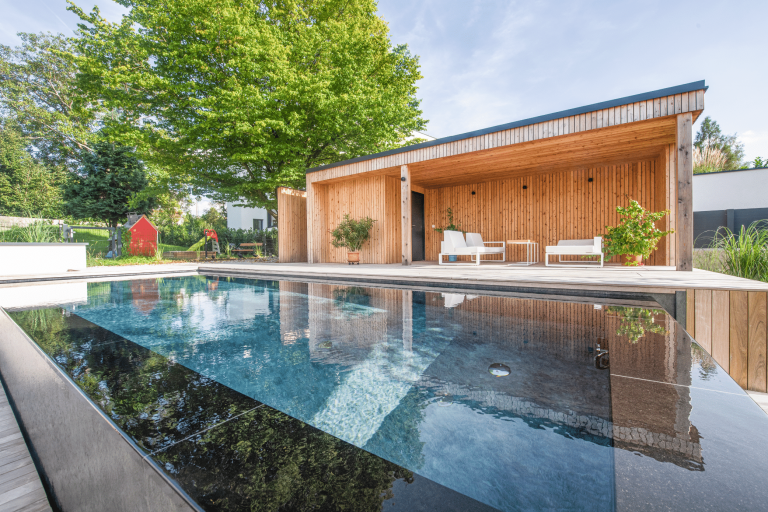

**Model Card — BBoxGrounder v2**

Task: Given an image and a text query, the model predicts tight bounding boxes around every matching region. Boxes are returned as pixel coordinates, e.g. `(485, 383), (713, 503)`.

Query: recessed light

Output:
(488, 363), (511, 377)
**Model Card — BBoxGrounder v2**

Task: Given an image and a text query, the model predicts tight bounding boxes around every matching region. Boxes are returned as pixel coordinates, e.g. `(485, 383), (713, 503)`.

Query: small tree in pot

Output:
(602, 200), (673, 266)
(330, 214), (376, 264)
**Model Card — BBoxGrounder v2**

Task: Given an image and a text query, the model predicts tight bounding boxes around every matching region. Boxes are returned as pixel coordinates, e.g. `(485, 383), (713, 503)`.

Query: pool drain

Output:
(488, 363), (511, 377)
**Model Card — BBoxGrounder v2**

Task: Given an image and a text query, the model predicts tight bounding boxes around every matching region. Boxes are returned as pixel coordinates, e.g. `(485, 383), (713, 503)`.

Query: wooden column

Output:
(401, 165), (412, 265)
(402, 289), (412, 352)
(676, 113), (693, 271)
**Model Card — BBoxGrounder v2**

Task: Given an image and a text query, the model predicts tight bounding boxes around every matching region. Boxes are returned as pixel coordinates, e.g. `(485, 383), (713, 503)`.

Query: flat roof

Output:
(307, 80), (707, 174)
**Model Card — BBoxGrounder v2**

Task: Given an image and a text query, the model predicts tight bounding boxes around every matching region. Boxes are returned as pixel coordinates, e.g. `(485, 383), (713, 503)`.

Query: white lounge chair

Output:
(545, 237), (604, 267)
(465, 233), (506, 264)
(439, 231), (506, 265)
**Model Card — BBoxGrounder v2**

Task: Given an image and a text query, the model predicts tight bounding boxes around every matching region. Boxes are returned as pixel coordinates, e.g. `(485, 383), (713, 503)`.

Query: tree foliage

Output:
(694, 116), (745, 172)
(0, 120), (67, 217)
(0, 32), (98, 168)
(68, 0), (427, 219)
(63, 141), (157, 226)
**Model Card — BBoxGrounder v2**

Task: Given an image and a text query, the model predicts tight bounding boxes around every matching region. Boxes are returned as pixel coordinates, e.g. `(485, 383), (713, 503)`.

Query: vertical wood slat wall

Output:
(277, 187), (308, 263)
(687, 289), (768, 392)
(425, 158), (671, 265)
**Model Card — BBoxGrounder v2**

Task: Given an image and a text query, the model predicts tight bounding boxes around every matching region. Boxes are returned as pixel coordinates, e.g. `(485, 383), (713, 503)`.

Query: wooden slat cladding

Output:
(306, 89), (705, 185)
(688, 288), (767, 392)
(277, 187), (307, 263)
(425, 158), (671, 266)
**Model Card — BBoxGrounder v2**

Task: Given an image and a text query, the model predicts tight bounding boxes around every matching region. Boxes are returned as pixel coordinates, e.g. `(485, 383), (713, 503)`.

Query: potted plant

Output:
(602, 200), (673, 266)
(434, 208), (464, 262)
(605, 306), (667, 343)
(330, 214), (376, 264)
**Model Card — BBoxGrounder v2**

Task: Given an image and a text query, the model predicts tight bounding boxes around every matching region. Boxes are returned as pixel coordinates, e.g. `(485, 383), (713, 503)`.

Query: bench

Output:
(545, 237), (604, 267)
(232, 242), (263, 257)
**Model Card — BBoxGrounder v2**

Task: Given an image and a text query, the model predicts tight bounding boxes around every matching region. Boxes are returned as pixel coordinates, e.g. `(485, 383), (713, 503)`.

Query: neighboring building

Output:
(226, 202), (275, 231)
(693, 167), (768, 247)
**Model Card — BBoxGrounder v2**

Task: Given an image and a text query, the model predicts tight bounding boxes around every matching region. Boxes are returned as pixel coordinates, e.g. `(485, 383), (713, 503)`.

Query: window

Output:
(267, 215), (275, 228)
(253, 219), (263, 231)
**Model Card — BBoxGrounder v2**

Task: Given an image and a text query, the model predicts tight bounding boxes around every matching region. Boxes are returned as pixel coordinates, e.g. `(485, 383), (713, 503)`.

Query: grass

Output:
(0, 220), (61, 243)
(695, 222), (768, 282)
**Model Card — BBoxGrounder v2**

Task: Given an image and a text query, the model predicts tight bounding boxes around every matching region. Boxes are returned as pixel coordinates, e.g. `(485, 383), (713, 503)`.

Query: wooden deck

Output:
(0, 384), (51, 512)
(197, 261), (768, 294)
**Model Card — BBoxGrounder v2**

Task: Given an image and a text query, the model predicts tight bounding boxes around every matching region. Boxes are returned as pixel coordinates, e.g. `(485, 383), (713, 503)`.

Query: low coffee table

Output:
(506, 240), (539, 266)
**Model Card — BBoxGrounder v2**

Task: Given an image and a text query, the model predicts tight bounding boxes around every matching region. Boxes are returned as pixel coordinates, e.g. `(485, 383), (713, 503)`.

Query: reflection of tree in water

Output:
(691, 343), (718, 381)
(605, 306), (667, 343)
(158, 406), (413, 512)
(11, 308), (413, 512)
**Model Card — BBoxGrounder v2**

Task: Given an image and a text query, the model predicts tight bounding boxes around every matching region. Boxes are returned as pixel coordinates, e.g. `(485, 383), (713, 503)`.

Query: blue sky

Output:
(2, 0), (767, 163)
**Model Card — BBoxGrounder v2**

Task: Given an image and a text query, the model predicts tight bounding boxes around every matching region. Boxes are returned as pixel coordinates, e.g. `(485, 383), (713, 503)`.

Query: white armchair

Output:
(438, 231), (505, 266)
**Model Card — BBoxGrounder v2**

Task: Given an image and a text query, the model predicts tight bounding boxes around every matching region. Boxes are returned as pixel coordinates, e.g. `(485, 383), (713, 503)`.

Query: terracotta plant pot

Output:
(624, 254), (644, 266)
(347, 251), (360, 265)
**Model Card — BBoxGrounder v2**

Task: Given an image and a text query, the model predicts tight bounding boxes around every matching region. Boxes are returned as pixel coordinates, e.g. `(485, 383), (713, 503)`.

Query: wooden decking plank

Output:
(0, 480), (43, 506)
(0, 464), (37, 486)
(0, 488), (49, 512)
(0, 469), (40, 495)
(0, 457), (33, 477)
(0, 382), (51, 511)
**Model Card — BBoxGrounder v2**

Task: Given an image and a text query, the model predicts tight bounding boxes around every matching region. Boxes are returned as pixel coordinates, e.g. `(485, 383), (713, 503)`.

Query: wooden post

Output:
(676, 113), (693, 271)
(402, 290), (412, 352)
(306, 180), (314, 264)
(401, 165), (412, 265)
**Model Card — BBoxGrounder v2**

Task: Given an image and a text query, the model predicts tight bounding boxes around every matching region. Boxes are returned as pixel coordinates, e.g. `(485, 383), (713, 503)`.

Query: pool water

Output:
(9, 275), (768, 511)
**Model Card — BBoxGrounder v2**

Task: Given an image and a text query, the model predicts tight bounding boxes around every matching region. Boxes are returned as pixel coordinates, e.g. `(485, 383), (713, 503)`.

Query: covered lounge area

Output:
(279, 81), (706, 271)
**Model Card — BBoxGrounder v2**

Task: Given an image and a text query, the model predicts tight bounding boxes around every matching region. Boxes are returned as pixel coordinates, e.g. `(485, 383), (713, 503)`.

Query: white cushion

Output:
(465, 233), (484, 247)
(474, 247), (505, 254)
(444, 230), (467, 251)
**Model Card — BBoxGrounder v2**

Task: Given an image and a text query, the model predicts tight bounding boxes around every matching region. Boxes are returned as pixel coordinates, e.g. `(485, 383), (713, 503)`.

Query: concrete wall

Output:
(225, 202), (273, 231)
(693, 168), (768, 212)
(0, 244), (87, 276)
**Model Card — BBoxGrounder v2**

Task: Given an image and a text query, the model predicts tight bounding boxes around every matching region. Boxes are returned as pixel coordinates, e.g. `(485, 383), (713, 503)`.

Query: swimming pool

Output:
(8, 275), (768, 511)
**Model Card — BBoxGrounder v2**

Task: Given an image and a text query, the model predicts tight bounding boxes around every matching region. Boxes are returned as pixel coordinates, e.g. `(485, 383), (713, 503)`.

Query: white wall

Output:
(0, 243), (87, 276)
(226, 202), (273, 230)
(693, 168), (768, 212)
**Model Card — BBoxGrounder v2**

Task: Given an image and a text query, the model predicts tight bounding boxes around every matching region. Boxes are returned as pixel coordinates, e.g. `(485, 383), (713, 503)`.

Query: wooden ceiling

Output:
(312, 116), (678, 189)
(408, 116), (677, 188)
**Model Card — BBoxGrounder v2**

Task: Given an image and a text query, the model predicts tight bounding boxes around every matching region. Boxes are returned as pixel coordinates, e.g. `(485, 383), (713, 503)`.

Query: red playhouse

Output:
(124, 214), (159, 256)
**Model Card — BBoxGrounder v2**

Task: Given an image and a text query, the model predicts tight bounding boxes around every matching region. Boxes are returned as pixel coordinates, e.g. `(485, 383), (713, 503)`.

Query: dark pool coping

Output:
(0, 308), (205, 512)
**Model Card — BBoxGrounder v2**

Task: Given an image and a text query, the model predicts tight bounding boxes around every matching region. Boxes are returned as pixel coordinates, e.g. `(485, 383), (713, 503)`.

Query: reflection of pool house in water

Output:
(278, 81), (707, 270)
(295, 282), (703, 472)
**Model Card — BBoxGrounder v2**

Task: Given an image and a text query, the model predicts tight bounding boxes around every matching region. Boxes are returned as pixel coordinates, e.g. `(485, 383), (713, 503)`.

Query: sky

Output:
(2, 0), (767, 165)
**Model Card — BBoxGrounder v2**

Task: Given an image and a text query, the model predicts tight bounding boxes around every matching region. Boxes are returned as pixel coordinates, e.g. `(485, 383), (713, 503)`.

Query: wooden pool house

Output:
(278, 81), (706, 270)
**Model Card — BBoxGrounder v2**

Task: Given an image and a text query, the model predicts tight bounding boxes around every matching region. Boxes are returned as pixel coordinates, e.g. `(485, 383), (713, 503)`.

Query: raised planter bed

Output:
(0, 243), (88, 276)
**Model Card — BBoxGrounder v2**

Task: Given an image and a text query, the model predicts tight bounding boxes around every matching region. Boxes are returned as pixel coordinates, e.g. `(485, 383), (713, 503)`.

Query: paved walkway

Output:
(0, 384), (51, 512)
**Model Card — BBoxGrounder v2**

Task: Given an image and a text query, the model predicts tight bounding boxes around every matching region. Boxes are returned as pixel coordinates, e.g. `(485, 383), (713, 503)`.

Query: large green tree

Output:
(0, 32), (98, 168)
(68, 0), (427, 219)
(63, 142), (157, 226)
(0, 120), (67, 217)
(694, 116), (745, 171)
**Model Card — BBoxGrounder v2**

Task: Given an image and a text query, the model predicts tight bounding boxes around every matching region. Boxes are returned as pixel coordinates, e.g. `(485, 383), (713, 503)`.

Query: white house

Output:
(226, 203), (274, 231)
(693, 167), (768, 247)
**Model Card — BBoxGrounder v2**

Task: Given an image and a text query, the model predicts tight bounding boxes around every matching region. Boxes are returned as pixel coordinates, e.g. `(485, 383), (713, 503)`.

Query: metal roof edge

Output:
(306, 80), (707, 174)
